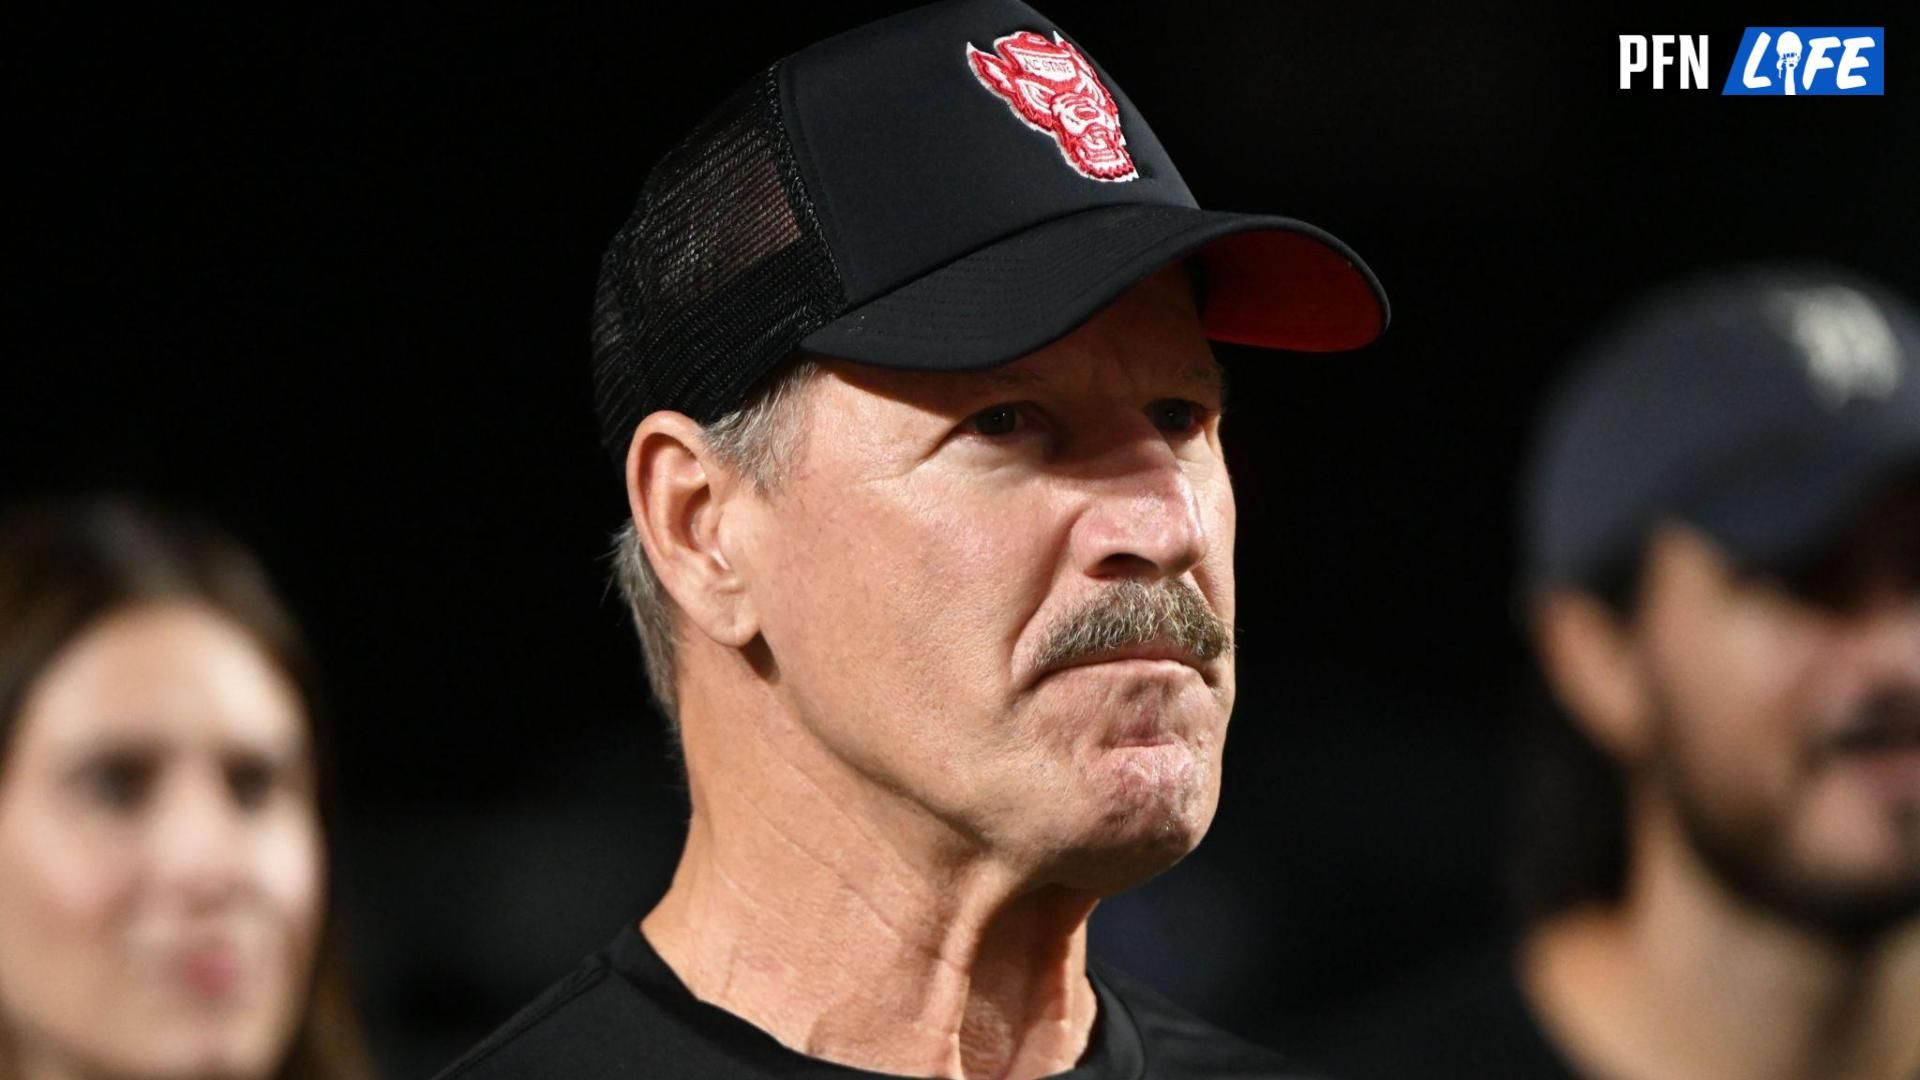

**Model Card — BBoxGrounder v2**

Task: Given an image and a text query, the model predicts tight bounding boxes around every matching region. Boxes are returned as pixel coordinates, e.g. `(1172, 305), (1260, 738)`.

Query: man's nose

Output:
(1070, 434), (1210, 582)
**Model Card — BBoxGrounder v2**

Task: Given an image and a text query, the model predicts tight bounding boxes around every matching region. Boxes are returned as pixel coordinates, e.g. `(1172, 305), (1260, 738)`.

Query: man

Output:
(436, 1), (1388, 1077)
(1320, 264), (1920, 1079)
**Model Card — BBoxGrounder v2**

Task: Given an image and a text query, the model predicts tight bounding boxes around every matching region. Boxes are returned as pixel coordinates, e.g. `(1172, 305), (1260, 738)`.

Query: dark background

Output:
(8, 3), (1915, 1074)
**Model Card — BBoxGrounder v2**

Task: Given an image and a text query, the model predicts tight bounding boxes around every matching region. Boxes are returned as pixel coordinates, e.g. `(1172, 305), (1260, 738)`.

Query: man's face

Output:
(1632, 481), (1920, 937)
(738, 266), (1234, 892)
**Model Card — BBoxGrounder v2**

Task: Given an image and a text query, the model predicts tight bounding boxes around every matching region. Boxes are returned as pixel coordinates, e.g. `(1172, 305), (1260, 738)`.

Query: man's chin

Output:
(1045, 826), (1208, 896)
(1679, 790), (1920, 943)
(1043, 754), (1219, 894)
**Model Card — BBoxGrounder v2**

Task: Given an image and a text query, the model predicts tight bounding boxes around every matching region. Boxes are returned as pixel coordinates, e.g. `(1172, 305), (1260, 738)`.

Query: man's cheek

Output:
(897, 543), (1017, 663)
(1202, 528), (1237, 625)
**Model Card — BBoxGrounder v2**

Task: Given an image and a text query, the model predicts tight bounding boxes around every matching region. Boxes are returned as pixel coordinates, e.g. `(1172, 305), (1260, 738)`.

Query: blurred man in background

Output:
(1321, 264), (1920, 1079)
(436, 1), (1388, 1077)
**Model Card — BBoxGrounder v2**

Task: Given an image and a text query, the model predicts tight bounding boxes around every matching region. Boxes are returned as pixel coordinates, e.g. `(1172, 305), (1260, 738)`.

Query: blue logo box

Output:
(1721, 28), (1884, 95)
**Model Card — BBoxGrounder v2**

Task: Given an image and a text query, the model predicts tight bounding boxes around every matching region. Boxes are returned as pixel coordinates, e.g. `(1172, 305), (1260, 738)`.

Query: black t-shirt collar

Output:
(604, 923), (1147, 1079)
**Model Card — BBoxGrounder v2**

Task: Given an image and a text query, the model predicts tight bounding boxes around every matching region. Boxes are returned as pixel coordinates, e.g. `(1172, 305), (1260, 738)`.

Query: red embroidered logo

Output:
(966, 30), (1137, 183)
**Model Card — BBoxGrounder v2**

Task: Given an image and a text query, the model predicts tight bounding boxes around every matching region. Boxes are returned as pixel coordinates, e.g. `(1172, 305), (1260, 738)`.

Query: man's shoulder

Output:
(430, 951), (638, 1080)
(1092, 963), (1331, 1080)
(428, 938), (745, 1080)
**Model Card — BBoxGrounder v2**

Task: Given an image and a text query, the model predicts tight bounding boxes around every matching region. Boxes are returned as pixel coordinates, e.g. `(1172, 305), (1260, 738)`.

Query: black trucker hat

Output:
(590, 0), (1389, 461)
(1525, 263), (1920, 593)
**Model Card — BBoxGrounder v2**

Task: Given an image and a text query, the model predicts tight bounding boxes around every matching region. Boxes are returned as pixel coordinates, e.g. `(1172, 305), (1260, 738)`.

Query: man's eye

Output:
(1148, 399), (1202, 433)
(967, 404), (1024, 436)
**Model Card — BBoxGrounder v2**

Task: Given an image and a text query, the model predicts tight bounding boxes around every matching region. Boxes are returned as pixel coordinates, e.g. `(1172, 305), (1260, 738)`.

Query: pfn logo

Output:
(1722, 28), (1883, 95)
(1619, 35), (1711, 89)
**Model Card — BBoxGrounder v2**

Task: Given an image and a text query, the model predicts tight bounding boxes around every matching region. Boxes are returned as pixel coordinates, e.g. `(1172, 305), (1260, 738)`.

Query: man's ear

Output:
(1532, 591), (1656, 764)
(624, 413), (759, 649)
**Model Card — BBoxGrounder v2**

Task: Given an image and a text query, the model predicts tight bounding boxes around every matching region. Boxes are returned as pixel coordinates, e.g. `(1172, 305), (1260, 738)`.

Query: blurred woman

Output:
(0, 499), (368, 1079)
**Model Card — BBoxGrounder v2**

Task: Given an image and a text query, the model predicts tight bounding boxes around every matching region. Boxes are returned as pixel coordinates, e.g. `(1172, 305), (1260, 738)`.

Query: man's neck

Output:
(1524, 808), (1920, 1080)
(644, 679), (1102, 1080)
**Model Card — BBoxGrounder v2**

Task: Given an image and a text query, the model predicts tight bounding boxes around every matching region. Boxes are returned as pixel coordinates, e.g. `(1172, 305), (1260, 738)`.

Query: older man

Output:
(438, 1), (1386, 1077)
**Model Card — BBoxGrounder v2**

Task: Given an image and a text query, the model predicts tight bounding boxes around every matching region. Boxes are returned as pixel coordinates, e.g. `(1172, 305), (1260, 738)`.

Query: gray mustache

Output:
(1034, 579), (1233, 672)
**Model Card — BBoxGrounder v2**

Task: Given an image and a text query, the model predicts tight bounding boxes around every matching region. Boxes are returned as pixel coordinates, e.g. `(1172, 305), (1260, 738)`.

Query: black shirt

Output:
(435, 924), (1323, 1079)
(1309, 940), (1581, 1080)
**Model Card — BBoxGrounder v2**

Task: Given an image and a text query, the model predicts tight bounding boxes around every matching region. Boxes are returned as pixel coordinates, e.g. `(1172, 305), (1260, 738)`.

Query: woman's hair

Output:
(0, 497), (371, 1080)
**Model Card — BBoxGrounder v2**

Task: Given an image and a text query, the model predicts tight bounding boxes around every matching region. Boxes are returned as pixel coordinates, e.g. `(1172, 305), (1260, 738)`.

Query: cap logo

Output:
(965, 30), (1138, 183)
(1767, 285), (1904, 408)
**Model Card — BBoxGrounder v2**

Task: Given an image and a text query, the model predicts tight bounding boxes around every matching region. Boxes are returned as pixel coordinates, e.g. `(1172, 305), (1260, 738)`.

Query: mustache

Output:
(1824, 689), (1920, 754)
(1032, 578), (1233, 673)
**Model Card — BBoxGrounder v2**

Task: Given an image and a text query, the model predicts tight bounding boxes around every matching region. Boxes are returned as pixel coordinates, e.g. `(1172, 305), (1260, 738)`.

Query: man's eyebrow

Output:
(1182, 363), (1225, 391)
(973, 368), (1049, 387)
(1181, 362), (1228, 407)
(960, 357), (1228, 403)
(972, 363), (1227, 394)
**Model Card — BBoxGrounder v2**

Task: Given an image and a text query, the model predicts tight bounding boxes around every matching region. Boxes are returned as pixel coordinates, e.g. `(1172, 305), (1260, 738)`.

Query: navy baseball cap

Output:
(1524, 263), (1920, 594)
(591, 0), (1389, 460)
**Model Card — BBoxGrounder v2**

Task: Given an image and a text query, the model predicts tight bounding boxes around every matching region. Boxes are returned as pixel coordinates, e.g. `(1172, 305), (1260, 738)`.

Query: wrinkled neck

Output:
(646, 671), (1102, 1079)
